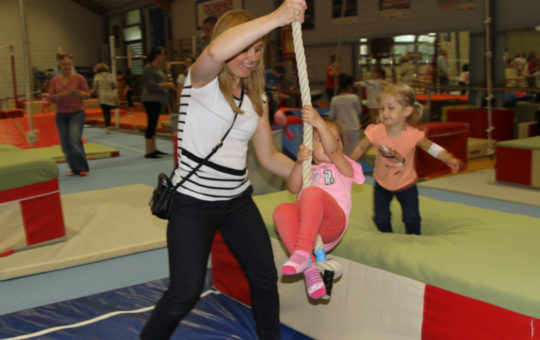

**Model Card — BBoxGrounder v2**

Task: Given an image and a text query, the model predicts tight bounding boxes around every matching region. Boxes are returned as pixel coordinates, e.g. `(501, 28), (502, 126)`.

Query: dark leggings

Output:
(140, 188), (280, 340)
(373, 181), (421, 235)
(100, 104), (112, 127)
(143, 101), (162, 139)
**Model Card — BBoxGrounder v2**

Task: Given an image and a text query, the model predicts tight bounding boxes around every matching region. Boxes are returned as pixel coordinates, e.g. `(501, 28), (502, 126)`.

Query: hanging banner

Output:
(438, 0), (475, 11)
(379, 0), (411, 18)
(195, 0), (243, 29)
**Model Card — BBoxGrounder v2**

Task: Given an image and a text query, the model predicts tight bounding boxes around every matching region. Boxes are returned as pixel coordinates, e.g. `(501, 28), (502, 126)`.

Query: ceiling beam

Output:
(150, 0), (171, 12)
(70, 0), (105, 15)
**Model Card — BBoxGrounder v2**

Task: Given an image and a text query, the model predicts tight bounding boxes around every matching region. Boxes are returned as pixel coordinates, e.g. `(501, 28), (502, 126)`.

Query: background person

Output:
(48, 54), (91, 176)
(350, 83), (460, 235)
(92, 63), (119, 134)
(329, 73), (362, 155)
(141, 46), (175, 158)
(326, 55), (341, 102)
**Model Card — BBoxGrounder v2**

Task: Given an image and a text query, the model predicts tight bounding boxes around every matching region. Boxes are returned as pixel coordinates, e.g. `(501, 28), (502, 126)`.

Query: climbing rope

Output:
(292, 21), (343, 299)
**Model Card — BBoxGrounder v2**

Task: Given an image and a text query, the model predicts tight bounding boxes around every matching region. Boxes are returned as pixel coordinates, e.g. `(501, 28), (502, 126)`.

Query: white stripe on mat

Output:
(4, 290), (218, 340)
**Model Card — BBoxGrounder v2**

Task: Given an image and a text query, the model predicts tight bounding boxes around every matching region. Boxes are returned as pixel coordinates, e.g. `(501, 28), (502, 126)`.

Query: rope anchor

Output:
(314, 235), (343, 299)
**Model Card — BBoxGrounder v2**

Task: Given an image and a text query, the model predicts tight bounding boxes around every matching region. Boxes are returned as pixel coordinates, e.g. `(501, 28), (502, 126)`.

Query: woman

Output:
(140, 1), (306, 339)
(92, 63), (118, 134)
(48, 54), (91, 176)
(141, 46), (175, 158)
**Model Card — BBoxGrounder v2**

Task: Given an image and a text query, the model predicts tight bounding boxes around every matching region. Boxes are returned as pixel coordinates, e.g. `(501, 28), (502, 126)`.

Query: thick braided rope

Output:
(291, 22), (312, 188)
(292, 21), (343, 284)
(314, 235), (343, 279)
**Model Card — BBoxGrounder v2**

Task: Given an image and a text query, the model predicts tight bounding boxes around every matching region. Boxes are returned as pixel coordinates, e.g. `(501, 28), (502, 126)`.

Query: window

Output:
(332, 0), (357, 18)
(125, 10), (141, 26)
(123, 26), (142, 42)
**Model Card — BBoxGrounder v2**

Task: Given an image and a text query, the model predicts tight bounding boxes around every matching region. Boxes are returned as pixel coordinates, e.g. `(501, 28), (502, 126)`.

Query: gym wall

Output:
(0, 0), (103, 104)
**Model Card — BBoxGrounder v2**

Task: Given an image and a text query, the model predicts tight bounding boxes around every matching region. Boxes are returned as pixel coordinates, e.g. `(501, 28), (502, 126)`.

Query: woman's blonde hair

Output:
(93, 63), (109, 74)
(380, 83), (423, 126)
(211, 9), (265, 116)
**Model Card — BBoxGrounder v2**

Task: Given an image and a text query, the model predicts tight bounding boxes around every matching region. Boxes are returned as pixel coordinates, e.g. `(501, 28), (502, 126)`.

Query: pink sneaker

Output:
(281, 250), (311, 275)
(304, 264), (326, 299)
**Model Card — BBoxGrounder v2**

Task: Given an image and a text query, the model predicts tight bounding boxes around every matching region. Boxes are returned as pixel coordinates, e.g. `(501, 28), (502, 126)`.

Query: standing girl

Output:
(350, 83), (460, 235)
(273, 106), (364, 299)
(329, 73), (362, 155)
(92, 63), (119, 134)
(140, 2), (306, 339)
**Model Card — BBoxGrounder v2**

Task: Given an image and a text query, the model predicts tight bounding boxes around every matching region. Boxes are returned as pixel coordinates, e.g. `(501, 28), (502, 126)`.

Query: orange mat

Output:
(416, 94), (469, 104)
(87, 112), (172, 132)
(0, 113), (73, 149)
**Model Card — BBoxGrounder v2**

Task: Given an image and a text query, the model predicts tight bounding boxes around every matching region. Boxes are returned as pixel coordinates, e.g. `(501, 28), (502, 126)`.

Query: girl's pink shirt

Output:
(301, 156), (364, 250)
(365, 123), (425, 191)
(48, 73), (89, 113)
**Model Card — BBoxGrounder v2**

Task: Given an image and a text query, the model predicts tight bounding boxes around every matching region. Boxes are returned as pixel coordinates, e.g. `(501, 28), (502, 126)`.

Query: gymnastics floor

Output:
(0, 127), (539, 339)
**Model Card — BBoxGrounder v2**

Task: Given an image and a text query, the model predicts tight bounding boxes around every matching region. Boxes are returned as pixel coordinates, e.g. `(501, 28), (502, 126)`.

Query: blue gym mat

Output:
(0, 270), (311, 340)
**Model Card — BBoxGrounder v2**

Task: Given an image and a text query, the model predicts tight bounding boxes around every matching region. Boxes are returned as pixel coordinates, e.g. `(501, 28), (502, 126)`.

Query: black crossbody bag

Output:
(149, 90), (243, 219)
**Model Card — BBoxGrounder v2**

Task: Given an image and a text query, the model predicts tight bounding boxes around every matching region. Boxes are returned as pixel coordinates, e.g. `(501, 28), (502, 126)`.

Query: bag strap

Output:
(171, 88), (244, 190)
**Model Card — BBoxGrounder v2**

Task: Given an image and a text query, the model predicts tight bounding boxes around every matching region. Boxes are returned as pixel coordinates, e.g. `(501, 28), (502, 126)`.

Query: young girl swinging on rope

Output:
(273, 106), (364, 299)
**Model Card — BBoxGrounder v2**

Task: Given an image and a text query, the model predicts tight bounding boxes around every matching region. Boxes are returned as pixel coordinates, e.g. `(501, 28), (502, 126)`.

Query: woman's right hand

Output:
(272, 0), (307, 27)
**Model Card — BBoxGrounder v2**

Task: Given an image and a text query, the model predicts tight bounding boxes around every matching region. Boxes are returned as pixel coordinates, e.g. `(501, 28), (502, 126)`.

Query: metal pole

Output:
(18, 0), (37, 145)
(109, 35), (119, 128)
(484, 0), (494, 157)
(9, 45), (20, 109)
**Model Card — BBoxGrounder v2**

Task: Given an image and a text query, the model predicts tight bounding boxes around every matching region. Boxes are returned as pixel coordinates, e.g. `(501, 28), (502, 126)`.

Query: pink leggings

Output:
(273, 186), (346, 256)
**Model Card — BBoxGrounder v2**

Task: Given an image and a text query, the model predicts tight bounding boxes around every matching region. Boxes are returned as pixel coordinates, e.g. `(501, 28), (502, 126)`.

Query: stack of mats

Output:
(496, 136), (540, 188)
(0, 144), (65, 257)
(211, 186), (540, 339)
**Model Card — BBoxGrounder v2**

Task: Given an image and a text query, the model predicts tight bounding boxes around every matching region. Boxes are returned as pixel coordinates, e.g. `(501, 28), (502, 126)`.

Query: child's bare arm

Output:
(417, 137), (461, 173)
(350, 138), (371, 162)
(301, 105), (353, 177)
(288, 144), (310, 194)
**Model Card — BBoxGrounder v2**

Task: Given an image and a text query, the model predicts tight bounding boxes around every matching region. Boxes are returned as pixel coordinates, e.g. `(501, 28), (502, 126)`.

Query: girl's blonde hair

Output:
(211, 9), (265, 116)
(93, 63), (109, 74)
(380, 83), (423, 126)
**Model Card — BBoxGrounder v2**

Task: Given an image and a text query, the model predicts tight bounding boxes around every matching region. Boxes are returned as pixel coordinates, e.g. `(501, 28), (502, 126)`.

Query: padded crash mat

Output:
(0, 184), (167, 280)
(27, 143), (120, 162)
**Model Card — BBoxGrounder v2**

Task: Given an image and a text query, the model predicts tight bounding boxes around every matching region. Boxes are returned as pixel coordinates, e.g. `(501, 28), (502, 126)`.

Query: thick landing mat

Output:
(0, 184), (166, 280)
(418, 168), (540, 207)
(27, 143), (120, 162)
(0, 274), (311, 340)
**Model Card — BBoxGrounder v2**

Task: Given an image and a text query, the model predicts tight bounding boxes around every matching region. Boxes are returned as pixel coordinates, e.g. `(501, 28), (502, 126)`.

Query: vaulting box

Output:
(0, 145), (65, 256)
(495, 136), (540, 188)
(446, 108), (514, 141)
